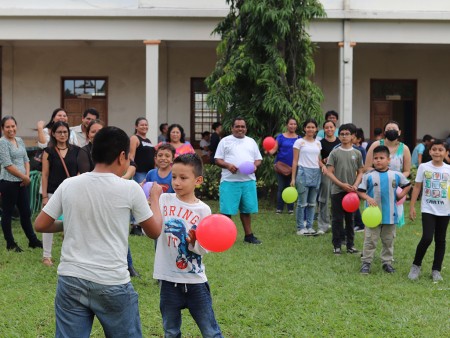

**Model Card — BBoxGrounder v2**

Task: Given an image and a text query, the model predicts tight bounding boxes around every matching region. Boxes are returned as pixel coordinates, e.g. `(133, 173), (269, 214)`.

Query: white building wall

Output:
(7, 45), (146, 139)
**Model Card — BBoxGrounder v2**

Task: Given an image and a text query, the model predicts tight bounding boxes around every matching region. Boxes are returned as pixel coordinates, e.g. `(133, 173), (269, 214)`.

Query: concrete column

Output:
(144, 40), (160, 144)
(2, 46), (14, 115)
(338, 20), (355, 124)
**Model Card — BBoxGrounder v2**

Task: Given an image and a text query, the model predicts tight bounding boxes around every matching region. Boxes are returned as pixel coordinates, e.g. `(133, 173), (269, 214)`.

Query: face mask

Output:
(385, 130), (399, 141)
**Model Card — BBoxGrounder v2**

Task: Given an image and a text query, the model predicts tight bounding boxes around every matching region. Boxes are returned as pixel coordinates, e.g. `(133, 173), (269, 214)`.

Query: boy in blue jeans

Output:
(326, 123), (364, 255)
(154, 153), (223, 337)
(357, 145), (410, 274)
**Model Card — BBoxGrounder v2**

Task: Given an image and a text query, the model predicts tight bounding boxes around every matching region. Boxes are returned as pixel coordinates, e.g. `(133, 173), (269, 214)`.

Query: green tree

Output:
(206, 0), (326, 137)
(206, 0), (326, 192)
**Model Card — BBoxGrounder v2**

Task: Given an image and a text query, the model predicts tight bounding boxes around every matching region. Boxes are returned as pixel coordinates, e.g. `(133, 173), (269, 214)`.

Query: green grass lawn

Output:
(1, 201), (449, 337)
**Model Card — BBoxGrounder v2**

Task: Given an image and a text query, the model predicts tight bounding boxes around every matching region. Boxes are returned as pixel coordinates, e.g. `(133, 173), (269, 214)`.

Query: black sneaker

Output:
(360, 262), (371, 274)
(382, 264), (395, 273)
(130, 225), (144, 236)
(333, 247), (341, 255)
(29, 239), (43, 249)
(244, 234), (262, 245)
(347, 247), (360, 254)
(7, 242), (23, 252)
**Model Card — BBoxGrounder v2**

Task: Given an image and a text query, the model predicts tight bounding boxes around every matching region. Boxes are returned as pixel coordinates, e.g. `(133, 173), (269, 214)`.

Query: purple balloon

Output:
(142, 182), (153, 199)
(239, 161), (255, 175)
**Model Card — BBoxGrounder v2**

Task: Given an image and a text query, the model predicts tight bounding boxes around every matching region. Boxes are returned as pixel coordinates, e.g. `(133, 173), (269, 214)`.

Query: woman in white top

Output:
(37, 108), (78, 149)
(291, 118), (327, 236)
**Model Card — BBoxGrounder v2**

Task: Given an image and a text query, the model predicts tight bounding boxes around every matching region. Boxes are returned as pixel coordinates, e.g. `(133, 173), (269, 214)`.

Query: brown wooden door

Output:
(370, 100), (392, 139)
(63, 97), (107, 127)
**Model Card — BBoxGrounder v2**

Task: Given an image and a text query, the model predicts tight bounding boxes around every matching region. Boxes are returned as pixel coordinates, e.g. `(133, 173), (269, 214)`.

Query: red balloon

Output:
(342, 192), (360, 213)
(262, 136), (276, 152)
(196, 214), (237, 252)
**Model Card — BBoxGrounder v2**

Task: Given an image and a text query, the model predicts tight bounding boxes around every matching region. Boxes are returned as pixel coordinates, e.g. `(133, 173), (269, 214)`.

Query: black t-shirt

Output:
(134, 135), (155, 173)
(209, 132), (221, 163)
(320, 138), (341, 160)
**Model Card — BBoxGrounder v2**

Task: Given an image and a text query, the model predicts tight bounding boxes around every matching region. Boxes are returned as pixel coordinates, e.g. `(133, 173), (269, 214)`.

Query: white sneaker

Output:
(307, 228), (317, 235)
(296, 229), (308, 236)
(316, 230), (325, 235)
(432, 270), (443, 282)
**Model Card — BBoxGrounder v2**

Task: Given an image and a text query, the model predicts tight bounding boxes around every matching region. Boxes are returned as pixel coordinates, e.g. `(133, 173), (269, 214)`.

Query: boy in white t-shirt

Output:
(154, 153), (222, 337)
(35, 127), (163, 337)
(408, 139), (450, 282)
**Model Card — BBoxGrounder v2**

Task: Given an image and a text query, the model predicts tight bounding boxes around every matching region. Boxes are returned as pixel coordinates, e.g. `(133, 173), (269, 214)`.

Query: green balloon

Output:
(282, 187), (298, 204)
(362, 206), (382, 228)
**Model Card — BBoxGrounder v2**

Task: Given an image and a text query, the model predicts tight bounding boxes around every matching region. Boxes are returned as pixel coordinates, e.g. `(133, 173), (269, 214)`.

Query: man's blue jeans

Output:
(160, 280), (222, 338)
(55, 276), (142, 338)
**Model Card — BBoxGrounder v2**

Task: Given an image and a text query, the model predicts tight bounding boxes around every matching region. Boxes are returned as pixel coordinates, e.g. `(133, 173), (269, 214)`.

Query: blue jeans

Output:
(295, 185), (319, 230)
(160, 280), (222, 338)
(55, 276), (142, 338)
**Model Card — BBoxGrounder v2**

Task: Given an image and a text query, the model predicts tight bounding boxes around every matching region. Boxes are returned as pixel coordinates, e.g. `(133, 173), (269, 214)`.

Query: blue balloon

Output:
(239, 161), (255, 175)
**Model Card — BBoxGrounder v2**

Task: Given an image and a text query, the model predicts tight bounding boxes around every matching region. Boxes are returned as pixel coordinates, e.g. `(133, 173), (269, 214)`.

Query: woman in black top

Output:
(129, 117), (155, 183)
(77, 120), (105, 174)
(41, 121), (79, 266)
(317, 120), (341, 234)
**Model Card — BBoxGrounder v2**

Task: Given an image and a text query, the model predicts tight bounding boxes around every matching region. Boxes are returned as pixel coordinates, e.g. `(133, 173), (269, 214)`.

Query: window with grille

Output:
(190, 78), (220, 147)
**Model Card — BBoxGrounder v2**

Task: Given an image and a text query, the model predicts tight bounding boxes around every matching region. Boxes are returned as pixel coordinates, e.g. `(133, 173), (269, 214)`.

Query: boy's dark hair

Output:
(373, 127), (383, 136)
(339, 123), (356, 135)
(212, 122), (222, 130)
(92, 127), (130, 165)
(156, 143), (176, 157)
(83, 108), (100, 119)
(173, 153), (203, 177)
(159, 123), (168, 133)
(372, 145), (390, 157)
(355, 128), (365, 142)
(325, 110), (339, 120)
(429, 139), (446, 149)
(422, 134), (433, 142)
(202, 131), (210, 138)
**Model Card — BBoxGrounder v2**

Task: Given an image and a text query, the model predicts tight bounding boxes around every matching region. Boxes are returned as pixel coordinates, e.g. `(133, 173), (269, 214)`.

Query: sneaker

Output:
(354, 227), (365, 233)
(360, 262), (371, 274)
(333, 247), (341, 255)
(347, 247), (360, 254)
(29, 239), (43, 249)
(408, 264), (421, 280)
(288, 210), (294, 215)
(244, 234), (262, 245)
(432, 270), (443, 282)
(6, 242), (23, 253)
(307, 228), (317, 235)
(316, 230), (325, 235)
(296, 229), (308, 236)
(382, 264), (396, 273)
(276, 210), (282, 214)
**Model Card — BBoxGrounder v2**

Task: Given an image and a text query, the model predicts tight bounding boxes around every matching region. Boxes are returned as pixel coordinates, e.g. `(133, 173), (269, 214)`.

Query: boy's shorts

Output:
(219, 180), (258, 215)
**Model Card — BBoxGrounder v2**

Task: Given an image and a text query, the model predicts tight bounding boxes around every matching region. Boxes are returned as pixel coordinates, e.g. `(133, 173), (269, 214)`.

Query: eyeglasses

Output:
(55, 131), (69, 135)
(339, 133), (352, 137)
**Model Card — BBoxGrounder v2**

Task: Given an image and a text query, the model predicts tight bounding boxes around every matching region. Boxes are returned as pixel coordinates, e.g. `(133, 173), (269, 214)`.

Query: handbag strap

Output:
(55, 147), (70, 178)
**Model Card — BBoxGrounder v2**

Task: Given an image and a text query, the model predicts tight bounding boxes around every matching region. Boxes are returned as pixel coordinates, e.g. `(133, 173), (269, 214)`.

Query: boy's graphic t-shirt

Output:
(358, 169), (410, 224)
(416, 162), (450, 216)
(154, 193), (210, 284)
(145, 168), (174, 193)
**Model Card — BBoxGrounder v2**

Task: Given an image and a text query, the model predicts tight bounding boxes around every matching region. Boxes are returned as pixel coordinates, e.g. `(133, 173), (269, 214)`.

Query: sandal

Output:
(42, 257), (54, 267)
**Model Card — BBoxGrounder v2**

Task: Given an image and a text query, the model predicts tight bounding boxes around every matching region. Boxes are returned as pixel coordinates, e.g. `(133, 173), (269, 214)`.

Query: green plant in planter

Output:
(196, 164), (222, 200)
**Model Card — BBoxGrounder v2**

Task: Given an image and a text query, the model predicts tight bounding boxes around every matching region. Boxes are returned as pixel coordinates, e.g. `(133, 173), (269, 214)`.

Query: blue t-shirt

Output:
(358, 169), (410, 224)
(145, 169), (174, 193)
(275, 134), (300, 166)
(411, 143), (425, 167)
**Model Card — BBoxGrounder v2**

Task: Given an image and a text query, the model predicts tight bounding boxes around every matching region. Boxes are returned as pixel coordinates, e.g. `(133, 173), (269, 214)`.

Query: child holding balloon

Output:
(408, 139), (450, 282)
(153, 153), (223, 337)
(357, 145), (410, 274)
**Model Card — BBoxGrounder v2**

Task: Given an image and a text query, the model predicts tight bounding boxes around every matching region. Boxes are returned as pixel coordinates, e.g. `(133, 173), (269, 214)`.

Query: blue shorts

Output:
(219, 180), (258, 215)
